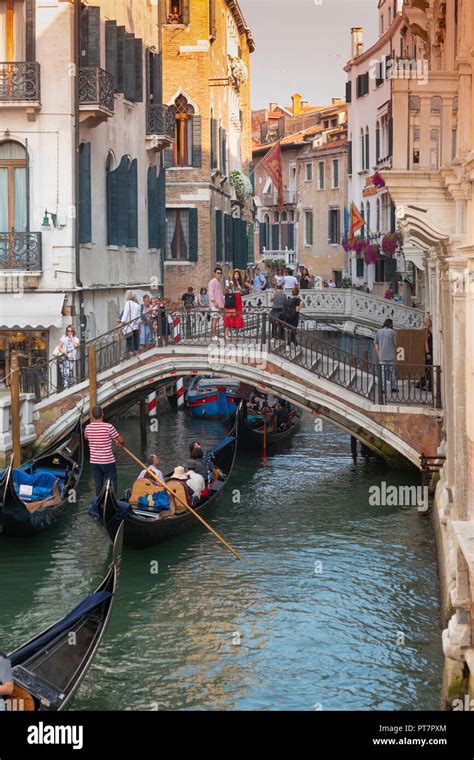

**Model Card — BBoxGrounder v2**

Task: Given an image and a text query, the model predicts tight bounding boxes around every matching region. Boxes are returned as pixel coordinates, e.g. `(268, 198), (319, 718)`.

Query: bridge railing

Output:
(15, 308), (441, 409)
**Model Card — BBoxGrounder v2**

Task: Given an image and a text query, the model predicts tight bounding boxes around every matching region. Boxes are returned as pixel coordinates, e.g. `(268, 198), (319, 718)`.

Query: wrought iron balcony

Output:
(0, 232), (42, 272)
(0, 61), (40, 102)
(79, 67), (114, 120)
(146, 104), (176, 149)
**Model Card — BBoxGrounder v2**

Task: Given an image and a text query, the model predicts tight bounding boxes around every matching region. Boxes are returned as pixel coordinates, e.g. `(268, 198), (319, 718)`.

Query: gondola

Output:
(234, 399), (302, 448)
(6, 523), (123, 711)
(0, 418), (83, 537)
(89, 432), (238, 549)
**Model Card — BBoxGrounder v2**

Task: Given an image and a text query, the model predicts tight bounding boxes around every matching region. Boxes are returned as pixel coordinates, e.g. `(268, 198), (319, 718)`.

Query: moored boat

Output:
(89, 433), (237, 549)
(0, 418), (83, 537)
(7, 523), (123, 711)
(232, 397), (302, 449)
(185, 375), (240, 419)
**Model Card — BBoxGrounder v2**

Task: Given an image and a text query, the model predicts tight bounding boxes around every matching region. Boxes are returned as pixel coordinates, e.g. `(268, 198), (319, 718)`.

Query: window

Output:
(365, 127), (370, 170)
(289, 210), (295, 222)
(173, 94), (196, 167)
(318, 161), (324, 190)
(328, 208), (340, 244)
(375, 121), (380, 163)
(79, 142), (91, 244)
(0, 140), (27, 238)
(366, 201), (371, 233)
(332, 159), (339, 188)
(273, 211), (279, 223)
(305, 163), (313, 181)
(215, 208), (223, 261)
(360, 129), (365, 171)
(304, 211), (313, 246)
(331, 119), (338, 128)
(103, 18), (142, 101)
(165, 1), (189, 25)
(356, 72), (369, 98)
(166, 208), (198, 261)
(106, 153), (138, 247)
(323, 120), (329, 129)
(356, 258), (364, 278)
(376, 198), (381, 232)
(345, 81), (352, 104)
(0, 0), (26, 61)
(348, 138), (352, 175)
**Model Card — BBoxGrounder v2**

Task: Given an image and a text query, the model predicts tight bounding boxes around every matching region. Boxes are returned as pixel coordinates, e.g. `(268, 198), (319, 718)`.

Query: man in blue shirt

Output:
(253, 267), (267, 292)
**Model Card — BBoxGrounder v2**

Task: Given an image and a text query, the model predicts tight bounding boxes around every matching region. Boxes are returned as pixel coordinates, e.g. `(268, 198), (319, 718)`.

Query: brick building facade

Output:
(161, 0), (254, 299)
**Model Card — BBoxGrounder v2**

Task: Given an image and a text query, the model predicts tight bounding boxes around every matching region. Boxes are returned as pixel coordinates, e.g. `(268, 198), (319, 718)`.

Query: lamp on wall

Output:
(41, 210), (58, 230)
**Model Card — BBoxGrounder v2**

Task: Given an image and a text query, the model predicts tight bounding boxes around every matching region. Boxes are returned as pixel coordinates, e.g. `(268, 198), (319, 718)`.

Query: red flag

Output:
(260, 142), (284, 212)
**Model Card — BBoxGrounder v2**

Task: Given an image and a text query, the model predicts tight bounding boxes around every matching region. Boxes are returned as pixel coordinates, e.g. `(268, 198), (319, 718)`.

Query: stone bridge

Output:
(6, 308), (443, 470)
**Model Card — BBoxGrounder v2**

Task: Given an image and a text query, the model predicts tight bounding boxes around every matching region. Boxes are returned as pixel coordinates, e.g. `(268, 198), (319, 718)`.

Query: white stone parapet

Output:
(0, 392), (37, 454)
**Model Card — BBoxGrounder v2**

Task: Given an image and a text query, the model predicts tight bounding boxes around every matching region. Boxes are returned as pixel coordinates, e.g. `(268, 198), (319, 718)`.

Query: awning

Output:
(0, 293), (65, 329)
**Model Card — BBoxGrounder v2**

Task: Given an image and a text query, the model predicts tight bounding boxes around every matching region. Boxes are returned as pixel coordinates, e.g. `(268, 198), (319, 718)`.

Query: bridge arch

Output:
(34, 348), (442, 469)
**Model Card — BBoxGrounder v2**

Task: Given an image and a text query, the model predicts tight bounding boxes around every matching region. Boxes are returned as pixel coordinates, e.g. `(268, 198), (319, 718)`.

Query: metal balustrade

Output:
(15, 308), (442, 409)
(0, 61), (40, 101)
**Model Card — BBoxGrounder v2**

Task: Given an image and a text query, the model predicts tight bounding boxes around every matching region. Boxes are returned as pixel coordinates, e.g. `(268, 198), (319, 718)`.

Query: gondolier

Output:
(84, 406), (124, 496)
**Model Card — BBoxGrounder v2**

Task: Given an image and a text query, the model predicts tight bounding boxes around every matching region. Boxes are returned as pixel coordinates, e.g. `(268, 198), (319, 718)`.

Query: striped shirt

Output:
(84, 422), (120, 464)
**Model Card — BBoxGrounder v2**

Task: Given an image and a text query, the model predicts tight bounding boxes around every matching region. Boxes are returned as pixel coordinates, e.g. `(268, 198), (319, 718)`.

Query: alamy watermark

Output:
(207, 341), (268, 371)
(369, 55), (428, 86)
(369, 482), (429, 512)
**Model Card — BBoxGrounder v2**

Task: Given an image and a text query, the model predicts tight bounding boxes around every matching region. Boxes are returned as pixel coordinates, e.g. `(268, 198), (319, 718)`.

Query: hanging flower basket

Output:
(364, 243), (380, 265)
(230, 170), (253, 202)
(381, 233), (402, 257)
(373, 171), (385, 189)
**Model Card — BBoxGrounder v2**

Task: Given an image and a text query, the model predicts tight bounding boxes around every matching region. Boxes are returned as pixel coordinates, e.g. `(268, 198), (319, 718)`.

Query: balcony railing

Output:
(261, 189), (296, 206)
(260, 249), (297, 266)
(146, 104), (176, 147)
(0, 232), (42, 271)
(79, 67), (114, 115)
(0, 62), (40, 101)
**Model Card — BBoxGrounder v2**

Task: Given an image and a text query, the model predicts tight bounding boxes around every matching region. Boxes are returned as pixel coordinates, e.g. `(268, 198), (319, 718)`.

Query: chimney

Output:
(351, 27), (364, 59)
(291, 93), (303, 116)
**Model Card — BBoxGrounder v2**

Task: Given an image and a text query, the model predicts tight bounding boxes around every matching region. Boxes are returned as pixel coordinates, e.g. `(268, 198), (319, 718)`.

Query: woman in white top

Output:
(121, 291), (142, 355)
(58, 324), (80, 388)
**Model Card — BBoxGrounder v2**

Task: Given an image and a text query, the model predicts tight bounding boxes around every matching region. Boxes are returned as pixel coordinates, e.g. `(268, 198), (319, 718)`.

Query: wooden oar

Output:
(115, 442), (242, 561)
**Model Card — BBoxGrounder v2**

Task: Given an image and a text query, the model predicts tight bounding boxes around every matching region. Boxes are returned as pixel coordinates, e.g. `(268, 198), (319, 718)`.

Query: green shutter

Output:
(79, 143), (91, 244)
(80, 6), (100, 68)
(107, 163), (118, 246)
(105, 21), (118, 89)
(215, 209), (223, 262)
(287, 223), (295, 250)
(148, 167), (158, 249)
(134, 39), (143, 103)
(127, 159), (138, 247)
(151, 51), (162, 104)
(192, 115), (202, 168)
(116, 26), (125, 92)
(26, 0), (36, 61)
(220, 128), (227, 175)
(182, 0), (190, 25)
(124, 33), (135, 101)
(224, 214), (232, 261)
(259, 222), (266, 253)
(164, 147), (174, 168)
(157, 167), (166, 250)
(248, 223), (254, 263)
(271, 224), (279, 250)
(232, 217), (240, 268)
(188, 208), (198, 262)
(240, 220), (248, 268)
(116, 156), (129, 245)
(211, 118), (218, 170)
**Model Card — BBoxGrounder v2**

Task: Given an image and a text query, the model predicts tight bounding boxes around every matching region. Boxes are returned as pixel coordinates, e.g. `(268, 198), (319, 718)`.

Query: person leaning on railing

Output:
(374, 318), (398, 395)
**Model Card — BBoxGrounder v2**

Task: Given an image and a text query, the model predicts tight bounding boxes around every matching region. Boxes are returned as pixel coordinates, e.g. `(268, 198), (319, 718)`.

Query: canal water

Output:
(0, 408), (444, 711)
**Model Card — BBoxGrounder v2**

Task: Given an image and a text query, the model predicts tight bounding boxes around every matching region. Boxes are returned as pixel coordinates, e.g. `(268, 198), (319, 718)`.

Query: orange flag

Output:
(260, 142), (284, 212)
(349, 202), (365, 245)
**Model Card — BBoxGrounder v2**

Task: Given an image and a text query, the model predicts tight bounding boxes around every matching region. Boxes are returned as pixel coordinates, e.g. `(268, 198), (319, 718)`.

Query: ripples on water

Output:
(0, 410), (443, 711)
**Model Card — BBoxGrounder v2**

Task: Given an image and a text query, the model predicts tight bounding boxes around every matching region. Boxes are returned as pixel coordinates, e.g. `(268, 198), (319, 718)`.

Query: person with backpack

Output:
(283, 286), (301, 352)
(252, 267), (267, 292)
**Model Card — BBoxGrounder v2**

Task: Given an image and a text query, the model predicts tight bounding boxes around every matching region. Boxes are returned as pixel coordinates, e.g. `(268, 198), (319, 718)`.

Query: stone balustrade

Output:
(0, 392), (37, 458)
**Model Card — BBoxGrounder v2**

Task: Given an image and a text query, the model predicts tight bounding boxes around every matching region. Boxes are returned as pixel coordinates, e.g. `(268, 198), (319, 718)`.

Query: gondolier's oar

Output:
(115, 442), (242, 561)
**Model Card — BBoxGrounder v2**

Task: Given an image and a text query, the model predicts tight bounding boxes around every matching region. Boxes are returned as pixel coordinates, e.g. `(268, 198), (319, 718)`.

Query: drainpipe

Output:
(74, 0), (86, 368)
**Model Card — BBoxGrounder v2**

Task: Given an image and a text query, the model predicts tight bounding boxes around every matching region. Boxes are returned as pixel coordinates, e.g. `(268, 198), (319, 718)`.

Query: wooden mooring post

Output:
(88, 344), (97, 420)
(10, 352), (21, 467)
(139, 398), (147, 449)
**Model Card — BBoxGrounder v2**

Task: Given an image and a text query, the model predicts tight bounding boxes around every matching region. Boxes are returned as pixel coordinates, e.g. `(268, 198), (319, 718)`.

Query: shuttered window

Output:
(220, 127), (227, 176)
(116, 26), (125, 92)
(79, 142), (91, 244)
(134, 39), (143, 103)
(247, 224), (254, 263)
(80, 6), (100, 68)
(328, 208), (340, 244)
(259, 222), (266, 253)
(26, 0), (35, 61)
(192, 115), (202, 168)
(271, 223), (279, 250)
(211, 118), (218, 170)
(148, 166), (166, 250)
(215, 209), (223, 261)
(105, 21), (118, 89)
(287, 223), (295, 250)
(348, 140), (352, 175)
(188, 207), (198, 261)
(146, 49), (162, 105)
(345, 80), (352, 104)
(107, 155), (138, 247)
(224, 213), (232, 261)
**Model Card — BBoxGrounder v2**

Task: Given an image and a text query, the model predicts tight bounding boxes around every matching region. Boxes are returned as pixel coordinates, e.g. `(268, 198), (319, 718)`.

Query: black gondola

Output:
(233, 400), (302, 449)
(0, 418), (84, 537)
(89, 433), (237, 549)
(6, 523), (123, 711)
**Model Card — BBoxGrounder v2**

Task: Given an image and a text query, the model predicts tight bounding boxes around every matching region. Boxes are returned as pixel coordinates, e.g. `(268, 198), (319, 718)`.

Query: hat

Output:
(185, 459), (196, 470)
(170, 466), (189, 481)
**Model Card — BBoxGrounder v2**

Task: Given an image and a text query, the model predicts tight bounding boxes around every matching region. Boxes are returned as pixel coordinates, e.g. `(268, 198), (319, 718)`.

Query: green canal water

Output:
(0, 410), (444, 711)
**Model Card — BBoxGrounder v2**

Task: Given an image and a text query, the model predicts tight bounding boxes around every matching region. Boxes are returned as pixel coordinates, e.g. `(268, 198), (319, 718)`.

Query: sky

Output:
(239, 0), (379, 110)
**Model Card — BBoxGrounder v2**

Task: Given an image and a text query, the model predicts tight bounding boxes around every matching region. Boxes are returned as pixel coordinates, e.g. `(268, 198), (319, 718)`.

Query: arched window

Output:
(79, 142), (91, 244)
(280, 210), (288, 249)
(376, 198), (381, 232)
(174, 94), (195, 167)
(106, 152), (137, 246)
(0, 141), (27, 234)
(273, 211), (279, 223)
